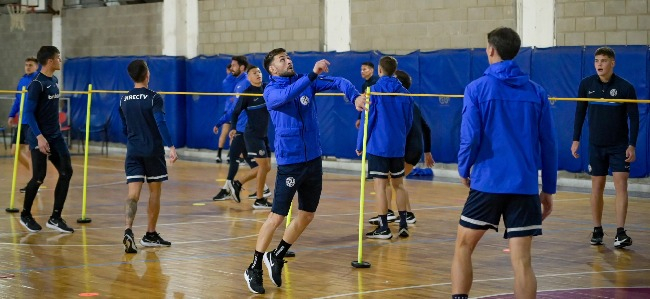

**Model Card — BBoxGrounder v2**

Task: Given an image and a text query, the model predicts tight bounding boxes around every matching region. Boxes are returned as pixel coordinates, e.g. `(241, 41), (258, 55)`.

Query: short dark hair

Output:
(127, 59), (148, 83)
(379, 56), (397, 77)
(394, 70), (411, 90)
(36, 46), (60, 65)
(246, 64), (260, 73)
(487, 27), (521, 61)
(595, 47), (615, 59)
(361, 61), (374, 69)
(226, 64), (231, 69)
(231, 56), (249, 69)
(264, 48), (286, 73)
(25, 57), (38, 64)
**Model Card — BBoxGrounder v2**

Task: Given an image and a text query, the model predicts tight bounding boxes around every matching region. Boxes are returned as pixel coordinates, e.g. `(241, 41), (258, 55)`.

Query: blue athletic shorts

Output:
(459, 189), (542, 239)
(367, 154), (405, 179)
(125, 154), (168, 183)
(271, 157), (322, 216)
(589, 143), (629, 176)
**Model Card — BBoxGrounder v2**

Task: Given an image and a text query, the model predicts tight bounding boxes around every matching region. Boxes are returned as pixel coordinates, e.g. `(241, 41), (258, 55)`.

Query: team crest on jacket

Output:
(438, 96), (450, 105)
(286, 177), (295, 187)
(610, 89), (617, 97)
(300, 95), (310, 105)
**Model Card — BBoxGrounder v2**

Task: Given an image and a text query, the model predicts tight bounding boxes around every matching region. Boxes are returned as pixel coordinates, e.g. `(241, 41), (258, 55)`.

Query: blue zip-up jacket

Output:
(216, 78), (250, 131)
(223, 73), (249, 113)
(265, 72), (361, 165)
(9, 72), (38, 124)
(356, 76), (413, 157)
(458, 60), (558, 195)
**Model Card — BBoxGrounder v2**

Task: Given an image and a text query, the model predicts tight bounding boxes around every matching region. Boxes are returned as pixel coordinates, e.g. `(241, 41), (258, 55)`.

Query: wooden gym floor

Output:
(0, 151), (648, 298)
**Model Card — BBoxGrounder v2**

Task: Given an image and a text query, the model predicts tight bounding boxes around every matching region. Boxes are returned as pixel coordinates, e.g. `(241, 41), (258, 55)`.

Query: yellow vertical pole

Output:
(352, 87), (371, 268)
(6, 87), (27, 213)
(77, 84), (92, 223)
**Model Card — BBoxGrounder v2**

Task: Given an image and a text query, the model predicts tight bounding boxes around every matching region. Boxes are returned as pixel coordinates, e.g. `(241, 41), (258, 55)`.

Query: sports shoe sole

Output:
(244, 270), (265, 294)
(123, 235), (138, 253)
(252, 204), (272, 209)
(366, 232), (393, 240)
(263, 253), (283, 287)
(139, 239), (171, 247)
(614, 238), (632, 249)
(228, 183), (242, 203)
(399, 228), (410, 238)
(20, 219), (41, 233)
(590, 240), (603, 245)
(46, 222), (74, 233)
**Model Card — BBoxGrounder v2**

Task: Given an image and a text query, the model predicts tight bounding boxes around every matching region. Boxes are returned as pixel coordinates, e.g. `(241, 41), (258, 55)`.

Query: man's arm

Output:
(118, 101), (127, 136)
(572, 80), (588, 142)
(24, 80), (42, 136)
(538, 90), (558, 195)
(457, 86), (481, 180)
(312, 75), (361, 104)
(627, 87), (639, 147)
(264, 75), (314, 110)
(356, 94), (377, 153)
(231, 94), (247, 127)
(152, 94), (174, 147)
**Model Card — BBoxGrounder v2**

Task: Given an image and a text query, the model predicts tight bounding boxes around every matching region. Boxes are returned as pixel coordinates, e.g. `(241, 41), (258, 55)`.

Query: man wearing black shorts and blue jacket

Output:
(243, 48), (365, 294)
(119, 59), (178, 253)
(572, 46), (638, 249)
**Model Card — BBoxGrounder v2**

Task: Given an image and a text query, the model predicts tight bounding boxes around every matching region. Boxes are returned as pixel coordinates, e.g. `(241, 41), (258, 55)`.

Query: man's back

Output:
(119, 87), (164, 157)
(458, 60), (557, 195)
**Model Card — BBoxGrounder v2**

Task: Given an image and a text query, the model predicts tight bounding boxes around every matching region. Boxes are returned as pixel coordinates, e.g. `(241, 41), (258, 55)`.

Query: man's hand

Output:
(36, 134), (49, 155)
(625, 145), (636, 163)
(313, 59), (330, 74)
(355, 149), (362, 156)
(571, 141), (580, 158)
(460, 177), (470, 188)
(7, 117), (12, 127)
(228, 129), (237, 139)
(424, 152), (435, 168)
(355, 119), (360, 129)
(168, 146), (178, 164)
(540, 192), (554, 221)
(355, 95), (368, 112)
(213, 126), (219, 135)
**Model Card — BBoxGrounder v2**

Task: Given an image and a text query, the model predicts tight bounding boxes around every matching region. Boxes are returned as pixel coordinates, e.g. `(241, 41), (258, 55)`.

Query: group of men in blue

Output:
(9, 27), (638, 299)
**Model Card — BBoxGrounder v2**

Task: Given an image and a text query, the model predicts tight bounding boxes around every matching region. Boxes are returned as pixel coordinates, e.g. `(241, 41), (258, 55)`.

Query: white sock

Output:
(264, 184), (269, 190)
(223, 180), (231, 189)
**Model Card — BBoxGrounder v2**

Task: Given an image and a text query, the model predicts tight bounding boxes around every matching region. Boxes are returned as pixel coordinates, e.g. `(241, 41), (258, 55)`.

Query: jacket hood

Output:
(484, 60), (529, 87)
(374, 76), (405, 92)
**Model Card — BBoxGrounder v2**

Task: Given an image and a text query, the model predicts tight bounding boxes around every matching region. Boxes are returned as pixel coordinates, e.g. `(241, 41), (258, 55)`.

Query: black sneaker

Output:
(614, 231), (632, 249)
(252, 198), (272, 209)
(244, 267), (265, 294)
(123, 228), (138, 253)
(140, 232), (171, 247)
(20, 214), (42, 232)
(212, 188), (231, 201)
(46, 217), (74, 233)
(368, 210), (397, 225)
(590, 228), (604, 245)
(247, 187), (272, 199)
(263, 252), (286, 287)
(406, 212), (416, 224)
(398, 226), (410, 238)
(228, 180), (243, 203)
(20, 187), (26, 193)
(215, 156), (222, 163)
(365, 227), (392, 239)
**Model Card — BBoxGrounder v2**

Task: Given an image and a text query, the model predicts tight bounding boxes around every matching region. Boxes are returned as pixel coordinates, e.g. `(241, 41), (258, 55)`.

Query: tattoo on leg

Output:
(126, 199), (138, 224)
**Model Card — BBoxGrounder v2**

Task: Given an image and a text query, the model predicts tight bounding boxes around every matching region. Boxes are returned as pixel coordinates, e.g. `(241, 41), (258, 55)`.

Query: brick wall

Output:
(350, 0), (516, 53)
(198, 0), (323, 55)
(0, 13), (52, 120)
(556, 0), (649, 46)
(62, 3), (163, 57)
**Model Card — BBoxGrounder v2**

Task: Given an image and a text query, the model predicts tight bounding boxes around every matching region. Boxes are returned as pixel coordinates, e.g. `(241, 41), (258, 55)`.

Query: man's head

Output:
(486, 27), (521, 63)
(378, 56), (397, 77)
(360, 62), (374, 80)
(24, 57), (38, 75)
(127, 59), (149, 84)
(36, 46), (61, 70)
(394, 70), (411, 90)
(264, 48), (295, 77)
(247, 65), (263, 87)
(230, 56), (249, 76)
(594, 47), (616, 79)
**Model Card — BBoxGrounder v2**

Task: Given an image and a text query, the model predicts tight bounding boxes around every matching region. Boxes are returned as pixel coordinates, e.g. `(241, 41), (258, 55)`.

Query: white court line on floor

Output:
(474, 286), (650, 299)
(312, 269), (650, 299)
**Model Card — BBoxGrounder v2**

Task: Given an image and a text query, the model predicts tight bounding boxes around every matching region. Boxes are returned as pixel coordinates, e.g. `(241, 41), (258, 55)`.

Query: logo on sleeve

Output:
(609, 89), (617, 97)
(300, 96), (310, 106)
